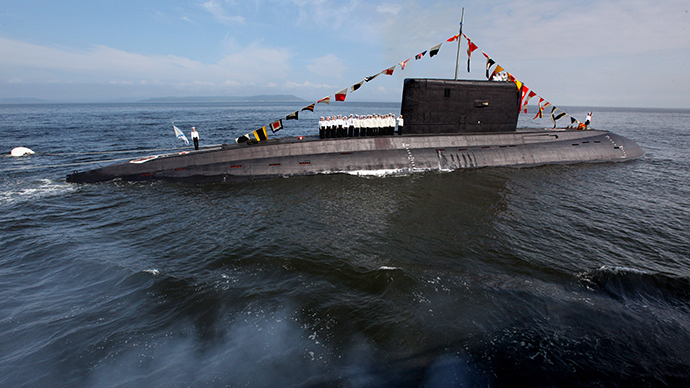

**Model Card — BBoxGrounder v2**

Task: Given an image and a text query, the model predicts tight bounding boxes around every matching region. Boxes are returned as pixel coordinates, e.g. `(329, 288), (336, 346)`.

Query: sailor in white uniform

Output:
(347, 114), (355, 137)
(191, 127), (200, 150)
(354, 115), (361, 137)
(336, 115), (344, 138)
(319, 117), (326, 139)
(326, 116), (335, 139)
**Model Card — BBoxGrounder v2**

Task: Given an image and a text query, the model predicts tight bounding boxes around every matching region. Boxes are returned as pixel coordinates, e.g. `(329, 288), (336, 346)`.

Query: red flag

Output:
(523, 91), (537, 113)
(507, 73), (522, 90)
(399, 59), (410, 70)
(519, 86), (530, 114)
(447, 34), (459, 42)
(465, 35), (478, 72)
(533, 98), (544, 119)
(335, 88), (347, 102)
(317, 96), (330, 104)
(534, 99), (551, 120)
(466, 41), (478, 56)
(269, 119), (283, 133)
(382, 66), (395, 75)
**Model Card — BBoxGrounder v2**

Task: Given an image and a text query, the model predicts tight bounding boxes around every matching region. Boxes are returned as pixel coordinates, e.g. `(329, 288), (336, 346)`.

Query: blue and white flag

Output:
(172, 123), (189, 145)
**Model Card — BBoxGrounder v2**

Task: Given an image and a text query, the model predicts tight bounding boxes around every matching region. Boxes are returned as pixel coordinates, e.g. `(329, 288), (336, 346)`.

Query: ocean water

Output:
(1, 101), (689, 387)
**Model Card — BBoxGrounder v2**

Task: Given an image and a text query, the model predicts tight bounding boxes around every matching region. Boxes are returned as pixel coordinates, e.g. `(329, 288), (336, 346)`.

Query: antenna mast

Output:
(454, 8), (465, 80)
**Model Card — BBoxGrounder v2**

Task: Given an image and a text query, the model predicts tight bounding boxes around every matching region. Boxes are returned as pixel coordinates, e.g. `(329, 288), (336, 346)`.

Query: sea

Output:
(0, 101), (689, 387)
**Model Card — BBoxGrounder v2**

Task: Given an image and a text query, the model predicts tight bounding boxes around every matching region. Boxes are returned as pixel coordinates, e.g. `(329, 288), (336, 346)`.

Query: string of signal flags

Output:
(235, 31), (586, 144)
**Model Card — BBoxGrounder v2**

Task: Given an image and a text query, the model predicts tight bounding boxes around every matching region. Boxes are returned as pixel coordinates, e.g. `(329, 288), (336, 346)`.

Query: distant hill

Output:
(140, 95), (306, 103)
(0, 97), (53, 104)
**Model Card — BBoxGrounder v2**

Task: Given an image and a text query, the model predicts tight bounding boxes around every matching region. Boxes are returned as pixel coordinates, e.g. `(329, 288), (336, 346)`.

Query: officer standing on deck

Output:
(191, 127), (200, 150)
(585, 112), (592, 129)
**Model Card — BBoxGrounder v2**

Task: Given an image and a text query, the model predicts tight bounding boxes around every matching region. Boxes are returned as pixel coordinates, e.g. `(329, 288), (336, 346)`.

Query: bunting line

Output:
(236, 33), (457, 143)
(462, 32), (587, 128)
(236, 29), (588, 145)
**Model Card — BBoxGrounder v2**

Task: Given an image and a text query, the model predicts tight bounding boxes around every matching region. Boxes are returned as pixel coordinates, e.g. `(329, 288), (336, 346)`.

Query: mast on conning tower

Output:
(454, 8), (465, 81)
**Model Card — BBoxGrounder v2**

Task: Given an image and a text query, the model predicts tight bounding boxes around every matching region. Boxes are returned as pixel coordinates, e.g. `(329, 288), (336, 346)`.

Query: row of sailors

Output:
(318, 114), (404, 138)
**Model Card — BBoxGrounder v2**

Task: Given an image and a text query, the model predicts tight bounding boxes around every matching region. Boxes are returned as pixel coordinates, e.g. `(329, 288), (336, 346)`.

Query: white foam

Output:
(598, 265), (649, 275)
(344, 168), (413, 178)
(0, 178), (76, 205)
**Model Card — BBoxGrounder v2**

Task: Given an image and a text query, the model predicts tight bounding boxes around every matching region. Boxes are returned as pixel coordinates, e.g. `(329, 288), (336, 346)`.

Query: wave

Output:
(577, 265), (690, 307)
(0, 178), (76, 205)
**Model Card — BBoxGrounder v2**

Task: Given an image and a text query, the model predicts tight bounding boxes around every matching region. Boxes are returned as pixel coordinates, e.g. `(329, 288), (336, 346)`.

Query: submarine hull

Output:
(66, 130), (644, 183)
(66, 79), (644, 184)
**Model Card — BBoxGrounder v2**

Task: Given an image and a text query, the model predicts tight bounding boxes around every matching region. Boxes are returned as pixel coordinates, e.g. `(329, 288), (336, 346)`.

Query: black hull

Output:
(66, 130), (644, 184)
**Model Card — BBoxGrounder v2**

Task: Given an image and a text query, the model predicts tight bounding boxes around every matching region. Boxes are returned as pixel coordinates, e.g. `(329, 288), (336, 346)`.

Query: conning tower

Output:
(400, 79), (520, 134)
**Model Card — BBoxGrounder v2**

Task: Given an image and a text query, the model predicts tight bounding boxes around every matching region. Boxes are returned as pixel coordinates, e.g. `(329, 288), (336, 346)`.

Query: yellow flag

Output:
(253, 126), (267, 141)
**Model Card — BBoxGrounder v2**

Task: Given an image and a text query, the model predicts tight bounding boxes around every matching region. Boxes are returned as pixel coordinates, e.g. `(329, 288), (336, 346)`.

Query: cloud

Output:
(376, 4), (402, 15)
(471, 0), (690, 59)
(215, 43), (293, 81)
(201, 0), (245, 24)
(1, 0), (688, 106)
(284, 80), (333, 89)
(306, 54), (347, 79)
(0, 37), (293, 97)
(289, 0), (364, 29)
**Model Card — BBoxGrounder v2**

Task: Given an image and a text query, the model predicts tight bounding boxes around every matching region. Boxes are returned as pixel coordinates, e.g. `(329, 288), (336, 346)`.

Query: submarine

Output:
(66, 78), (643, 184)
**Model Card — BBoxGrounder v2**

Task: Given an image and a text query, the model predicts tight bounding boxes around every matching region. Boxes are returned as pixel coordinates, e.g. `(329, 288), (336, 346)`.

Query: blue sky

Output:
(1, 0), (689, 108)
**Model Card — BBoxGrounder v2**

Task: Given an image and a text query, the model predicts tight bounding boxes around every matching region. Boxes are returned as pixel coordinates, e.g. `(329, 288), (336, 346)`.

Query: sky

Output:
(1, 0), (689, 108)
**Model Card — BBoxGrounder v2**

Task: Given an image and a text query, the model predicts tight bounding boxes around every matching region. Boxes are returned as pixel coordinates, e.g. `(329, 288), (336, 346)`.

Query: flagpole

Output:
(454, 7), (465, 80)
